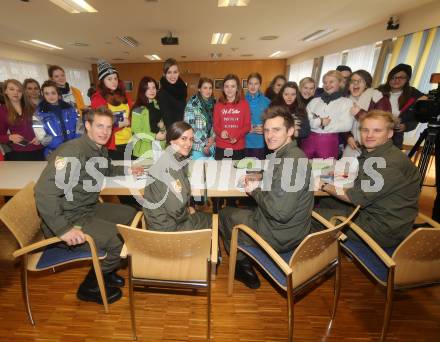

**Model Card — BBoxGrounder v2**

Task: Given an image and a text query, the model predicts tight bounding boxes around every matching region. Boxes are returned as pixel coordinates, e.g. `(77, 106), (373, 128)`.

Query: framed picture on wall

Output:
(241, 79), (248, 89)
(123, 81), (133, 92)
(214, 79), (224, 90)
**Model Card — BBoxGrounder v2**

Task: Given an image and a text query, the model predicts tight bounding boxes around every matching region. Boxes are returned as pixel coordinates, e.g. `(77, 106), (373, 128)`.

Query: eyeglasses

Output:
(391, 76), (408, 81)
(349, 79), (365, 85)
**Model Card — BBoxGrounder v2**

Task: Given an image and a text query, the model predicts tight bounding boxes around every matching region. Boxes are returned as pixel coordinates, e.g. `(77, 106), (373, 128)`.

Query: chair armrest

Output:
(344, 221), (396, 268)
(232, 224), (292, 276)
(120, 243), (128, 258)
(417, 212), (440, 228)
(313, 205), (360, 230)
(131, 211), (144, 228)
(12, 236), (62, 258)
(211, 214), (218, 264)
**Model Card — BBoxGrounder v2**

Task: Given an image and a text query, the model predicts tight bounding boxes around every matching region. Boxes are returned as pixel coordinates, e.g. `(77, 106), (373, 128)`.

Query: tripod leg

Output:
(433, 132), (440, 221)
(408, 129), (428, 158)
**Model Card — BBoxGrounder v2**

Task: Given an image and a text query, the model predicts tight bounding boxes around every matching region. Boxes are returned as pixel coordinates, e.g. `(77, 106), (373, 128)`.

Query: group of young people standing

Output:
(0, 66), (85, 161)
(1, 56), (424, 165)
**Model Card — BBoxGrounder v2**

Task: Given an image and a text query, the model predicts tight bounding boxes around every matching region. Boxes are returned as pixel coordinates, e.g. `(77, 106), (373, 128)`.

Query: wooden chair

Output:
(0, 182), (112, 325)
(333, 212), (440, 341)
(227, 206), (360, 341)
(117, 213), (218, 341)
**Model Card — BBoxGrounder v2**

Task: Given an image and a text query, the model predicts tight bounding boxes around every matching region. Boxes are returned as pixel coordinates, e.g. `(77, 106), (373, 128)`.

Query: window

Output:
(0, 58), (91, 105)
(288, 59), (314, 83)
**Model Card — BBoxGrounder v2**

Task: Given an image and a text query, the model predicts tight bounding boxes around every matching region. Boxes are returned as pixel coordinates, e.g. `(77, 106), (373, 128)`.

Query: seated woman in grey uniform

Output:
(142, 121), (212, 231)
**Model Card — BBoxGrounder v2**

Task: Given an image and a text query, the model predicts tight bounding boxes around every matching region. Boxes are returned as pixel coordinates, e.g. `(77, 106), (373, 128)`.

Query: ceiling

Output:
(0, 0), (434, 63)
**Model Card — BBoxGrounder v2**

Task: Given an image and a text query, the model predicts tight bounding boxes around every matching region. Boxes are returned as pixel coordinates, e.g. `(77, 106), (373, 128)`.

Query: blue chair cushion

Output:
(239, 244), (294, 288)
(341, 239), (396, 283)
(36, 245), (106, 270)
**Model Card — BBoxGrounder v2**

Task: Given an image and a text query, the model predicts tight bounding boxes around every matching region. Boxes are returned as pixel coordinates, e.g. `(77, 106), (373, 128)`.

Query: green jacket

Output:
(251, 140), (313, 251)
(131, 101), (165, 158)
(142, 148), (192, 231)
(346, 140), (421, 247)
(35, 134), (124, 238)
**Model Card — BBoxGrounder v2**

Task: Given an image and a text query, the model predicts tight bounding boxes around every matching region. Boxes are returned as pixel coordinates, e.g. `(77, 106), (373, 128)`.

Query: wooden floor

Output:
(0, 174), (439, 341)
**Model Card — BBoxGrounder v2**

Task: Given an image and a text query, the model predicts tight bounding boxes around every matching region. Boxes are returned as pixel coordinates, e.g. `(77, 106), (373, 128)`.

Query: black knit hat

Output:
(97, 59), (118, 81)
(389, 63), (412, 79)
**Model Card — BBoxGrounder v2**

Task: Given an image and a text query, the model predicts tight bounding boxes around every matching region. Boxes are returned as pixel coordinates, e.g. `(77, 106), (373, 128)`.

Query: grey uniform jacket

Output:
(346, 140), (421, 247)
(35, 134), (124, 238)
(251, 140), (314, 251)
(143, 149), (193, 231)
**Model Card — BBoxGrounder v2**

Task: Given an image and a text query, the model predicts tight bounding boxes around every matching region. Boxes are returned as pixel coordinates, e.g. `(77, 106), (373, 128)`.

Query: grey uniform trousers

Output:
(75, 203), (137, 273)
(219, 207), (260, 261)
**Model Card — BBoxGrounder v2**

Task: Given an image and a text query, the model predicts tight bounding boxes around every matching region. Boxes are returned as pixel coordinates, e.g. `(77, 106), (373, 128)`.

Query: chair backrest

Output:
(288, 228), (340, 289)
(117, 224), (212, 282)
(392, 228), (440, 287)
(0, 182), (43, 249)
(289, 206), (360, 289)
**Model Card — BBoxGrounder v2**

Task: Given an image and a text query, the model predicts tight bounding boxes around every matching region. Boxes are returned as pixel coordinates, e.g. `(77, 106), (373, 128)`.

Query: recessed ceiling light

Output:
(302, 29), (335, 42)
(117, 36), (139, 48)
(211, 33), (231, 45)
(68, 42), (89, 47)
(260, 35), (278, 41)
(19, 39), (63, 50)
(144, 54), (161, 61)
(218, 0), (250, 7)
(49, 0), (97, 13)
(269, 51), (282, 58)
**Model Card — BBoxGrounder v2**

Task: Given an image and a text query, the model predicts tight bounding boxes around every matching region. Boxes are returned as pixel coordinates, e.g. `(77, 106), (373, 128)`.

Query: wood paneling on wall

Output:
(92, 59), (287, 99)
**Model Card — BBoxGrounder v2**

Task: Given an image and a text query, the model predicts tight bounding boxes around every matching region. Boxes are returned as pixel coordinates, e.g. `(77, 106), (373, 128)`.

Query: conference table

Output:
(0, 159), (353, 197)
(0, 160), (206, 197)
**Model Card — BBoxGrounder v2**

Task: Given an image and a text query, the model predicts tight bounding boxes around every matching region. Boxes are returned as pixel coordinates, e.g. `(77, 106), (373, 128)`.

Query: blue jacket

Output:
(245, 91), (270, 149)
(35, 100), (80, 158)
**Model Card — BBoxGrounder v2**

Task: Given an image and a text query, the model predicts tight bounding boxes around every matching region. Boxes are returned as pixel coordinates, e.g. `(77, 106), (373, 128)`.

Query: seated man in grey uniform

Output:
(35, 107), (142, 304)
(316, 110), (421, 248)
(219, 106), (314, 289)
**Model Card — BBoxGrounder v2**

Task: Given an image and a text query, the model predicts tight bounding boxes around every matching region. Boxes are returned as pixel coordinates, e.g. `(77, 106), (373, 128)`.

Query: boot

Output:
(104, 270), (125, 287)
(76, 269), (122, 304)
(235, 258), (260, 289)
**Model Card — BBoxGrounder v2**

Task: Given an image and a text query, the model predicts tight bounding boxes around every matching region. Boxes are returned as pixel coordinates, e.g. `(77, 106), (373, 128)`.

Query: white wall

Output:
(287, 0), (440, 65)
(0, 41), (91, 70)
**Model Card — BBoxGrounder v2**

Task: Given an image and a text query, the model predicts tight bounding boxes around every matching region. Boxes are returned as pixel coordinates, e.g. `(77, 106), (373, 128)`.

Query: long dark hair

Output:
(271, 82), (306, 119)
(98, 77), (128, 106)
(378, 69), (412, 110)
(166, 121), (193, 145)
(219, 74), (242, 104)
(265, 74), (286, 99)
(132, 76), (157, 110)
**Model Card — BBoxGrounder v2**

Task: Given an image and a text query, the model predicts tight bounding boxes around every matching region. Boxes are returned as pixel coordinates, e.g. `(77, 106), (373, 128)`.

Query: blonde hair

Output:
(323, 70), (344, 84)
(299, 77), (315, 89)
(2, 79), (34, 124)
(359, 110), (396, 130)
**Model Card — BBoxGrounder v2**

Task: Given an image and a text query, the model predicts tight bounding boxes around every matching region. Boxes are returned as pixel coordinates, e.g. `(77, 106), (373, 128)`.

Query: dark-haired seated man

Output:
(316, 110), (421, 248)
(35, 107), (142, 304)
(219, 106), (314, 289)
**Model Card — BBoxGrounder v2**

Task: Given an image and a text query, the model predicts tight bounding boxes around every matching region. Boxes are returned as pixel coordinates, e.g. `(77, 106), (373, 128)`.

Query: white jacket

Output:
(307, 96), (354, 133)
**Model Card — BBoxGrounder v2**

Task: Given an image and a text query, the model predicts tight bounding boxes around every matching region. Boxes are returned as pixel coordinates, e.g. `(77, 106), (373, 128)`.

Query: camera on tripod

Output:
(415, 73), (440, 126)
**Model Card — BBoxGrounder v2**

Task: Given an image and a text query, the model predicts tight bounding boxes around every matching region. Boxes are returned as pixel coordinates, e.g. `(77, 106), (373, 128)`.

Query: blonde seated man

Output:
(315, 110), (421, 248)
